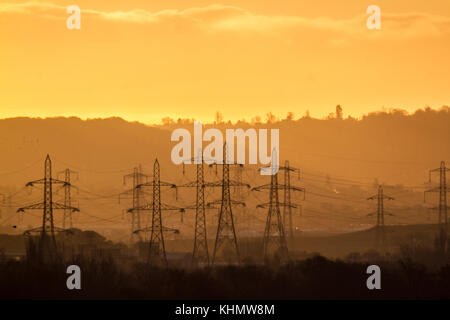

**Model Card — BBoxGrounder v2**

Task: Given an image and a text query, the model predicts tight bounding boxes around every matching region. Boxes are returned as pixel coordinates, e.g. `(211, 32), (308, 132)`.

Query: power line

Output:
(367, 185), (395, 251)
(0, 158), (43, 177)
(16, 155), (79, 262)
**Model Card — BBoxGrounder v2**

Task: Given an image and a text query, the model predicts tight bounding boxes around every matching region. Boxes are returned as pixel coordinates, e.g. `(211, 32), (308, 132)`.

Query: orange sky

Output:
(1, 0), (449, 123)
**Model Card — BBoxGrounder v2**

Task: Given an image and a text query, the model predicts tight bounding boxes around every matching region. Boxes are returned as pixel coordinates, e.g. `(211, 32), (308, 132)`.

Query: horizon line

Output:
(0, 105), (448, 126)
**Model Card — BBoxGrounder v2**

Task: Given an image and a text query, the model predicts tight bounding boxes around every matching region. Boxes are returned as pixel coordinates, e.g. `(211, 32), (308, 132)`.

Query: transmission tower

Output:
(253, 165), (305, 262)
(57, 168), (78, 229)
(121, 165), (150, 243)
(129, 199), (183, 265)
(280, 160), (302, 245)
(367, 185), (394, 251)
(17, 155), (79, 261)
(425, 161), (450, 252)
(177, 150), (215, 266)
(253, 161), (305, 261)
(204, 144), (250, 265)
(133, 159), (179, 265)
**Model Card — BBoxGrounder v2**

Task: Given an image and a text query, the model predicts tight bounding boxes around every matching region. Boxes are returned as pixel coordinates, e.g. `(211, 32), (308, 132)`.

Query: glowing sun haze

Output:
(1, 0), (449, 123)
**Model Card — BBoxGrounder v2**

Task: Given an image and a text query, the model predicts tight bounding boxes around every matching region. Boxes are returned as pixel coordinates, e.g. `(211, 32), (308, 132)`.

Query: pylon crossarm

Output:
(23, 227), (46, 236)
(51, 201), (79, 212)
(207, 199), (245, 207)
(203, 181), (221, 188)
(277, 184), (305, 192)
(128, 202), (184, 212)
(253, 184), (304, 192)
(17, 202), (45, 212)
(133, 226), (180, 234)
(183, 203), (216, 210)
(55, 184), (79, 195)
(182, 204), (197, 210)
(428, 164), (450, 181)
(278, 166), (298, 172)
(228, 180), (251, 188)
(256, 202), (299, 209)
(123, 172), (151, 184)
(256, 203), (268, 209)
(26, 178), (66, 187)
(23, 225), (67, 236)
(367, 195), (394, 200)
(159, 202), (185, 212)
(251, 184), (271, 191)
(204, 180), (250, 188)
(25, 178), (45, 187)
(127, 205), (149, 212)
(179, 179), (218, 188)
(57, 169), (78, 178)
(137, 181), (176, 189)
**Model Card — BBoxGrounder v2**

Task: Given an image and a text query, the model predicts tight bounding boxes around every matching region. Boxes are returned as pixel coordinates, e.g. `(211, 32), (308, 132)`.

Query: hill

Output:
(0, 108), (448, 237)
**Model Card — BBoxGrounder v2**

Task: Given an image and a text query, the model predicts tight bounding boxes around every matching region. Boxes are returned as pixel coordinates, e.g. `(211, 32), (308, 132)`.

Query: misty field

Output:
(1, 227), (450, 300)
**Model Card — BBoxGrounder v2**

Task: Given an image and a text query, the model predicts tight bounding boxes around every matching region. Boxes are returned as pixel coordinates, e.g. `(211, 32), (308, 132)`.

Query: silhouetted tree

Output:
(336, 105), (343, 119)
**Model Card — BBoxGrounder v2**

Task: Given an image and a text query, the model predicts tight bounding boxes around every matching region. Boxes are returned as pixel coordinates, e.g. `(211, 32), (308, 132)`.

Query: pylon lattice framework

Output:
(121, 165), (150, 243)
(57, 168), (78, 229)
(425, 161), (450, 252)
(17, 155), (79, 260)
(203, 144), (250, 265)
(367, 185), (394, 250)
(281, 160), (303, 244)
(130, 159), (181, 265)
(178, 150), (215, 266)
(253, 161), (305, 261)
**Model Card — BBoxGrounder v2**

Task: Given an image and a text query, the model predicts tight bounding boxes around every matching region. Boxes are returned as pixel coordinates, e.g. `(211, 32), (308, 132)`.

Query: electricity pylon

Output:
(121, 165), (150, 243)
(367, 185), (394, 251)
(279, 160), (302, 246)
(253, 160), (305, 262)
(57, 168), (78, 229)
(425, 161), (450, 252)
(230, 163), (253, 241)
(178, 150), (214, 266)
(204, 144), (250, 265)
(17, 155), (79, 262)
(129, 200), (183, 265)
(134, 159), (179, 266)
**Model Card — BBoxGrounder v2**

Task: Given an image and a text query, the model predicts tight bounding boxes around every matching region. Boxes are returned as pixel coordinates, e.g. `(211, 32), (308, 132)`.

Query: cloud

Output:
(1, 1), (450, 39)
